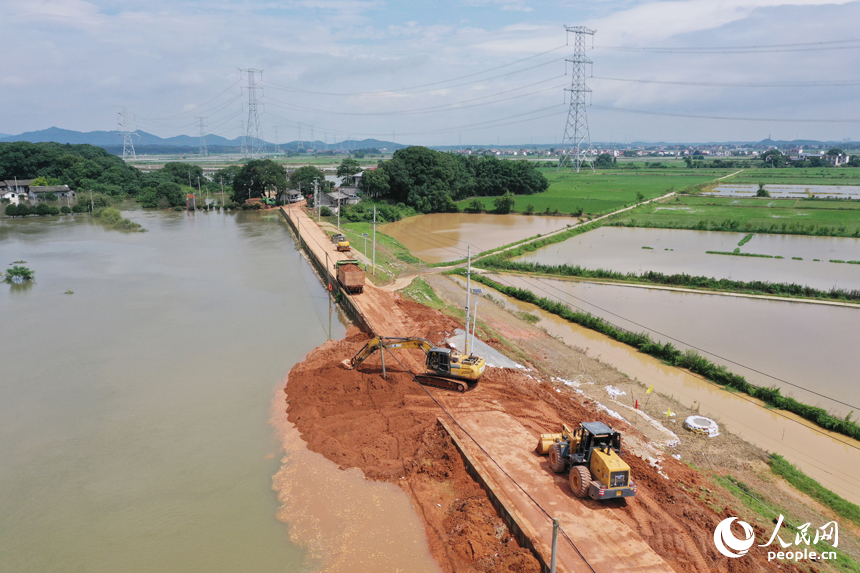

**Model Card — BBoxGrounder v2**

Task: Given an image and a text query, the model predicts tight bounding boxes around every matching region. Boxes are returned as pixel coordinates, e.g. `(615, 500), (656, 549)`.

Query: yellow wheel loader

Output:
(536, 421), (636, 500)
(344, 336), (485, 392)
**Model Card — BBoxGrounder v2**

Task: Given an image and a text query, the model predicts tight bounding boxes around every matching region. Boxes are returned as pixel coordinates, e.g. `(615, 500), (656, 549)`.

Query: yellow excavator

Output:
(345, 336), (485, 392)
(536, 421), (636, 501)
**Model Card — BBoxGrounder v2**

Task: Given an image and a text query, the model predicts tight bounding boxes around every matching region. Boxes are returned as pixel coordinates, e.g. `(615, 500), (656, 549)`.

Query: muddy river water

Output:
(0, 207), (437, 573)
(480, 273), (860, 504)
(380, 212), (578, 263)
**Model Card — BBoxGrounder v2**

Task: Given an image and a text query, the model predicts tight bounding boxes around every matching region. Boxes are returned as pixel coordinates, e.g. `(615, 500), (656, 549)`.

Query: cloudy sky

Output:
(3, 0), (859, 145)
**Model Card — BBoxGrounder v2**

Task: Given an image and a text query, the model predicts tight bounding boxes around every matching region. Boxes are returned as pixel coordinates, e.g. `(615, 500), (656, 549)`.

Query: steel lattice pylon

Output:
(240, 68), (267, 159)
(558, 26), (595, 173)
(196, 116), (208, 157)
(118, 107), (136, 160)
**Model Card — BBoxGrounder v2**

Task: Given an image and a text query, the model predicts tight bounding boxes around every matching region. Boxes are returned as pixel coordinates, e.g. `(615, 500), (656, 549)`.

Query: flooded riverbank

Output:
(380, 212), (577, 263)
(514, 227), (860, 290)
(475, 274), (860, 504)
(709, 184), (860, 198)
(0, 206), (434, 573)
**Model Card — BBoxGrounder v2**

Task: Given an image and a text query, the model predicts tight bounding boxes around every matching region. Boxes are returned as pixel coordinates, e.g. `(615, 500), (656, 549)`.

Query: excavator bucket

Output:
(535, 432), (564, 455)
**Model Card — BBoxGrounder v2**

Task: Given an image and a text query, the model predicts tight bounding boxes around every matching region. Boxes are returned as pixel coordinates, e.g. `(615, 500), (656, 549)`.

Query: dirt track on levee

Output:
(284, 286), (802, 573)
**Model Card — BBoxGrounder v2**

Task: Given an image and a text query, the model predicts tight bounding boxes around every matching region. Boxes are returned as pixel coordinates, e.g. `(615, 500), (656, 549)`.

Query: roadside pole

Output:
(550, 518), (559, 573)
(372, 206), (376, 276)
(465, 244), (471, 356)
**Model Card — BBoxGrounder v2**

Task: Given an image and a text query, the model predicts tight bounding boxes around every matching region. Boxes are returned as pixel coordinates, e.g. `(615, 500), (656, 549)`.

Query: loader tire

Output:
(548, 443), (568, 473)
(569, 466), (591, 498)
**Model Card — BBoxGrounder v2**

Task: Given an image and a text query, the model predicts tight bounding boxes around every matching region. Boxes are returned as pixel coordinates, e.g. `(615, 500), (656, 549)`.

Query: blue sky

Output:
(3, 0), (859, 145)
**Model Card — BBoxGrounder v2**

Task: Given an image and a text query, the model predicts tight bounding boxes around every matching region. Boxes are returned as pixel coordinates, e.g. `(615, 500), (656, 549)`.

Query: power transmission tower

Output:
(273, 125), (281, 153)
(558, 26), (596, 173)
(118, 107), (137, 160)
(239, 68), (266, 159)
(196, 116), (208, 157)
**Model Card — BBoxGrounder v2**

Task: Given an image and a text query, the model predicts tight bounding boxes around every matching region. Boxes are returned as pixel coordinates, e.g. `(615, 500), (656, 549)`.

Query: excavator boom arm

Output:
(349, 336), (434, 369)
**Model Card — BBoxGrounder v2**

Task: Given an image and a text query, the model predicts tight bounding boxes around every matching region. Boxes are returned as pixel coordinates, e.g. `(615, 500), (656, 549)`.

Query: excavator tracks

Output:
(415, 374), (469, 393)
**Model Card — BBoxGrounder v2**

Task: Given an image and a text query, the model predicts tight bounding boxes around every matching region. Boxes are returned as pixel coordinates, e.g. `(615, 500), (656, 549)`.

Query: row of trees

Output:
(358, 147), (549, 213)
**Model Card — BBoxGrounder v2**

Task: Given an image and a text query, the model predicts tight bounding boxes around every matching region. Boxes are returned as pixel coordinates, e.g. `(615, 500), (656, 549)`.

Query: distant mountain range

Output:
(0, 127), (854, 152)
(0, 127), (405, 153)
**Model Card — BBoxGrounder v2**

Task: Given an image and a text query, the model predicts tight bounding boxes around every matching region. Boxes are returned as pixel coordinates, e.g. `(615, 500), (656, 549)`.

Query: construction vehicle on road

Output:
(536, 421), (636, 501)
(345, 336), (485, 392)
(331, 233), (350, 252)
(335, 260), (365, 294)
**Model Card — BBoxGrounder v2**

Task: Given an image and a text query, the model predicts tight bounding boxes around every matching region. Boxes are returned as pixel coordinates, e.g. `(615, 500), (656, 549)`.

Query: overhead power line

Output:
(592, 76), (860, 88)
(593, 38), (860, 54)
(591, 105), (860, 123)
(261, 53), (566, 98)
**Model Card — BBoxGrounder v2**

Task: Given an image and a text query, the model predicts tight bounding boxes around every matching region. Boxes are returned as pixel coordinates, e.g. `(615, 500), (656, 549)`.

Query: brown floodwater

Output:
(270, 392), (440, 573)
(0, 206), (437, 573)
(515, 227), (860, 290)
(476, 277), (860, 504)
(380, 212), (578, 263)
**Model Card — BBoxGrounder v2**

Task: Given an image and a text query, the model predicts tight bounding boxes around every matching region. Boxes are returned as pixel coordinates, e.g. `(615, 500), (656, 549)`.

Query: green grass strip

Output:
(769, 454), (860, 527)
(738, 233), (754, 247)
(460, 270), (860, 442)
(474, 258), (860, 302)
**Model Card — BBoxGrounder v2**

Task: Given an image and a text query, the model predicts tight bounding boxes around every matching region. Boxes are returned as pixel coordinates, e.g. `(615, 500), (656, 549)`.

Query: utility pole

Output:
(239, 68), (266, 159)
(372, 205), (376, 276)
(558, 25), (596, 173)
(220, 177), (225, 205)
(465, 244), (472, 356)
(196, 116), (208, 157)
(313, 178), (320, 221)
(298, 123), (302, 152)
(118, 107), (137, 160)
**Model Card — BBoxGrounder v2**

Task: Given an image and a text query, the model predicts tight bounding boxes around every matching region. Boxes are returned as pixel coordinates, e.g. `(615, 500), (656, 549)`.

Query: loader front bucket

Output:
(535, 433), (563, 455)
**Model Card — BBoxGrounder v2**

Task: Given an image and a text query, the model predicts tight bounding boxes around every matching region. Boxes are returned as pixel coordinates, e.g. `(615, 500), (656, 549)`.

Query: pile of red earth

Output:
(286, 298), (801, 573)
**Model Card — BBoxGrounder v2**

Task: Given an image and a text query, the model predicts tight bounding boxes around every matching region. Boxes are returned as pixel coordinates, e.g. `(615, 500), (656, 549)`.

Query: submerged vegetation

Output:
(4, 265), (35, 284)
(456, 270), (860, 441)
(93, 207), (145, 232)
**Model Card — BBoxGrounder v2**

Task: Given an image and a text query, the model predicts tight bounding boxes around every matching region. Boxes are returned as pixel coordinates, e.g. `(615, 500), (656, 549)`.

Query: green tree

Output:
(4, 203), (18, 217)
(357, 168), (389, 199)
(159, 162), (205, 187)
(35, 203), (52, 216)
(4, 265), (35, 283)
(30, 176), (49, 186)
(761, 149), (785, 168)
(466, 199), (484, 213)
(524, 203), (535, 214)
(493, 191), (516, 214)
(827, 148), (844, 156)
(756, 183), (770, 197)
(232, 159), (287, 203)
(594, 153), (615, 168)
(16, 204), (31, 216)
(289, 165), (326, 196)
(336, 158), (362, 185)
(636, 192), (646, 203)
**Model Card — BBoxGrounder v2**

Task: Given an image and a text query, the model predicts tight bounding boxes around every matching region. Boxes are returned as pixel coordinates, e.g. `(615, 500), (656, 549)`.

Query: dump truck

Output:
(331, 233), (350, 252)
(345, 336), (485, 392)
(536, 421), (636, 500)
(335, 260), (365, 294)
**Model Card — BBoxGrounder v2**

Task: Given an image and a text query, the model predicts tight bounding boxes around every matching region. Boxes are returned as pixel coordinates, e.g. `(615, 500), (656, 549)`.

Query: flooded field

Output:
(489, 273), (860, 417)
(514, 227), (860, 290)
(478, 274), (860, 504)
(708, 184), (860, 198)
(0, 207), (437, 573)
(380, 212), (577, 263)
